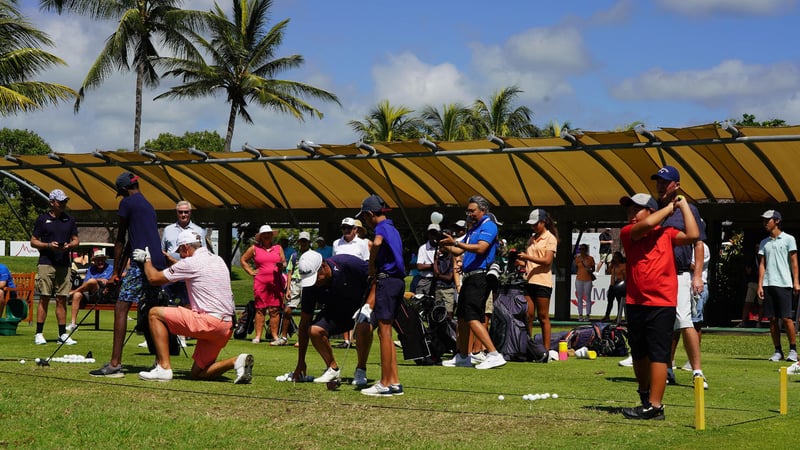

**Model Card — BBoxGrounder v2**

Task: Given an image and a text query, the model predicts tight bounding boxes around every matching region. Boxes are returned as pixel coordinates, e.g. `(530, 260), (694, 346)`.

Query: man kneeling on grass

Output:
(132, 230), (253, 384)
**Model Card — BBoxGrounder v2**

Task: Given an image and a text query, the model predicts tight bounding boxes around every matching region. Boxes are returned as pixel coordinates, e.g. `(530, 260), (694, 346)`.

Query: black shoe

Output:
(335, 341), (352, 349)
(622, 404), (665, 420)
(666, 368), (676, 385)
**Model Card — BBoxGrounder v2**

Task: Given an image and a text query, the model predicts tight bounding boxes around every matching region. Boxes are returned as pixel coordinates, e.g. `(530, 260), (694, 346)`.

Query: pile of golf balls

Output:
(522, 392), (558, 401)
(48, 354), (95, 364)
(275, 372), (314, 382)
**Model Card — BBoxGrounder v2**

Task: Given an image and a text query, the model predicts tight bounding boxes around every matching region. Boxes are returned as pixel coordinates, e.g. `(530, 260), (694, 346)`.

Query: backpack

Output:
(593, 323), (629, 356)
(489, 284), (529, 362)
(233, 300), (256, 340)
(566, 323), (601, 350)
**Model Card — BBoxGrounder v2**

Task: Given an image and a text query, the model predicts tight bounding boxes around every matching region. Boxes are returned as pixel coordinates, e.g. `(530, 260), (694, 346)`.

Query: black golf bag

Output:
(401, 293), (457, 365)
(137, 287), (181, 356)
(233, 300), (256, 340)
(489, 282), (529, 362)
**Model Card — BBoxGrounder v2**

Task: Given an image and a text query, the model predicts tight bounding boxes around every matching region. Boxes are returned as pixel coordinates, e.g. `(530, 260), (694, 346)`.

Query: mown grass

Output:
(0, 312), (798, 449)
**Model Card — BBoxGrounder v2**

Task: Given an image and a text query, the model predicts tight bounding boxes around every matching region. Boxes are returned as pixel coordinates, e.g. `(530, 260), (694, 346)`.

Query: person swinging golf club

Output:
(289, 251), (369, 388)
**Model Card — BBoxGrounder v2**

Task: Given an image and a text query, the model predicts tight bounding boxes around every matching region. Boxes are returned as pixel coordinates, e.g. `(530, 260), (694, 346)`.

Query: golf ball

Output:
(552, 393), (559, 399)
(19, 359), (25, 364)
(35, 358), (41, 363)
(498, 395), (505, 401)
(522, 394), (530, 401)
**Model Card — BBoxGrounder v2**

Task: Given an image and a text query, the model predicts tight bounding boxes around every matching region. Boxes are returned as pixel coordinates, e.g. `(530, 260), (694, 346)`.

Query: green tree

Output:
(540, 119), (574, 137)
(0, 127), (52, 238)
(470, 86), (540, 138)
(733, 113), (786, 127)
(144, 130), (226, 152)
(40, 0), (208, 151)
(419, 103), (473, 141)
(349, 100), (423, 143)
(0, 127), (52, 155)
(154, 0), (340, 152)
(0, 0), (76, 115)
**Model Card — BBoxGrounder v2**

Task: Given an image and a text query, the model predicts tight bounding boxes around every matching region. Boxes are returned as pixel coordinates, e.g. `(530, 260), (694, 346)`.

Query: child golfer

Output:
(619, 193), (698, 420)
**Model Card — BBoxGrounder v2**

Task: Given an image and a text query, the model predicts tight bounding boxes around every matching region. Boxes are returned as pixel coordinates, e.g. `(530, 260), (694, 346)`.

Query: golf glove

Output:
(353, 303), (372, 323)
(132, 246), (151, 263)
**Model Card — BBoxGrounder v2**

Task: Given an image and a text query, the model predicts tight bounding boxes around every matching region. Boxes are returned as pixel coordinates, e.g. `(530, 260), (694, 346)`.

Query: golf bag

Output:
(393, 296), (431, 362)
(137, 288), (180, 356)
(594, 322), (628, 356)
(489, 282), (529, 362)
(566, 323), (601, 350)
(233, 300), (256, 340)
(404, 293), (457, 365)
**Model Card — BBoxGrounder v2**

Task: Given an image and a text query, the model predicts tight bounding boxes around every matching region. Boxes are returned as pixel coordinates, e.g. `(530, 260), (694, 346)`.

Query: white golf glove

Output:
(132, 246), (151, 264)
(353, 303), (373, 323)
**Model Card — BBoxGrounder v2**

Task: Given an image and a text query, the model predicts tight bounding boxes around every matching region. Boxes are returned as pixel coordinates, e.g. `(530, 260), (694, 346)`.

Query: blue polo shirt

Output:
(86, 262), (114, 281)
(0, 264), (16, 289)
(462, 215), (498, 272)
(301, 254), (369, 314)
(759, 231), (798, 287)
(662, 203), (706, 272)
(32, 211), (78, 267)
(375, 219), (405, 278)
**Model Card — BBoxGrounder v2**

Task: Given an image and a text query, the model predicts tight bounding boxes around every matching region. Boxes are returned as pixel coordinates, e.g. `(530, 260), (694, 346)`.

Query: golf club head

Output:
(37, 358), (50, 367)
(326, 379), (341, 391)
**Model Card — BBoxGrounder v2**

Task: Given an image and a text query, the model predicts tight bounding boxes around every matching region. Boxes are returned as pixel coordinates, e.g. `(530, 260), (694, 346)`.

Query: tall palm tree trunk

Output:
(224, 104), (238, 152)
(134, 61), (144, 152)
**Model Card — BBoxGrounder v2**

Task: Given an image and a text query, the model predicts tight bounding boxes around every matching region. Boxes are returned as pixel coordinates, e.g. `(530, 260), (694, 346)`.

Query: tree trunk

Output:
(134, 61), (144, 152)
(225, 104), (237, 152)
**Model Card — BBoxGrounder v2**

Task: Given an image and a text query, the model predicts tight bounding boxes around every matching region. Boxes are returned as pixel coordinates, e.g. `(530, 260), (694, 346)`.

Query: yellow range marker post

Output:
(694, 375), (705, 430)
(780, 367), (788, 415)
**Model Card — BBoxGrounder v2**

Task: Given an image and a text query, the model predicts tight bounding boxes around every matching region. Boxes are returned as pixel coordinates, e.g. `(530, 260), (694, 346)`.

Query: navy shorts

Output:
(762, 286), (793, 319)
(371, 277), (404, 324)
(313, 313), (355, 337)
(457, 273), (489, 322)
(626, 304), (675, 364)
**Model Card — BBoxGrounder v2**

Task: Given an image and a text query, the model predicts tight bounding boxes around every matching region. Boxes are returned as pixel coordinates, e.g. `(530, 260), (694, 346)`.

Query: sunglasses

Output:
(177, 210), (191, 215)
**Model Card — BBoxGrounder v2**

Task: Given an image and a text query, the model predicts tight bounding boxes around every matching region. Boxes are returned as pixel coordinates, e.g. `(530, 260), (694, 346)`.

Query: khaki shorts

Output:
(36, 265), (71, 297)
(286, 281), (302, 309)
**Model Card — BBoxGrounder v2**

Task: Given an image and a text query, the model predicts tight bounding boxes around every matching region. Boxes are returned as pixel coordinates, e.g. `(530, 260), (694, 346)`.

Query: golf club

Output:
(37, 292), (105, 367)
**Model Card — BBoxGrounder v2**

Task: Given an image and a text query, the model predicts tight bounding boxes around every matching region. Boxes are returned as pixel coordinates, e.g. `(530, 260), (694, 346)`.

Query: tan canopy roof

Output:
(1, 123), (798, 220)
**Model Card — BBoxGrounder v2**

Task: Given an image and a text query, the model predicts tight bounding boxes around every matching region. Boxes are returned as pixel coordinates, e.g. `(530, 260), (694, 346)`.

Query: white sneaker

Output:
(58, 334), (77, 345)
(693, 372), (709, 390)
(234, 353), (254, 384)
(786, 363), (800, 375)
(618, 356), (633, 367)
(313, 366), (341, 383)
(681, 361), (693, 371)
(470, 352), (487, 365)
(769, 351), (784, 362)
(352, 367), (367, 386)
(137, 341), (148, 348)
(475, 353), (507, 370)
(442, 354), (473, 367)
(360, 382), (393, 397)
(787, 349), (798, 362)
(138, 364), (173, 381)
(34, 333), (46, 345)
(65, 323), (78, 332)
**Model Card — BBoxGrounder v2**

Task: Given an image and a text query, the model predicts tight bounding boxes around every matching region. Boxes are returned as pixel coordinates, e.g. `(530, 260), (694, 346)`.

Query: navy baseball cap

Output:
(650, 165), (680, 182)
(115, 172), (140, 197)
(762, 210), (782, 221)
(356, 194), (390, 218)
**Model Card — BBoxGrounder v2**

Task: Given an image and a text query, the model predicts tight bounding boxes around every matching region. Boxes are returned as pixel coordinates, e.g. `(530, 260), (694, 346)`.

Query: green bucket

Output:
(0, 298), (27, 336)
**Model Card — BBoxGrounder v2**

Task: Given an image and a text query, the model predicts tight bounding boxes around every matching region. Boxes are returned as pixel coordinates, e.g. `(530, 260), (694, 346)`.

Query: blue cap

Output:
(650, 165), (680, 182)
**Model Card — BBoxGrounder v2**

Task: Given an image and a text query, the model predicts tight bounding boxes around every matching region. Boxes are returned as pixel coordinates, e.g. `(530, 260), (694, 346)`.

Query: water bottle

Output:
(558, 340), (568, 360)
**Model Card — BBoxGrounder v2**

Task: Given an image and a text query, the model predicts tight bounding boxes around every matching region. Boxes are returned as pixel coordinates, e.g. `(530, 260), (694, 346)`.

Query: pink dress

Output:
(252, 244), (284, 308)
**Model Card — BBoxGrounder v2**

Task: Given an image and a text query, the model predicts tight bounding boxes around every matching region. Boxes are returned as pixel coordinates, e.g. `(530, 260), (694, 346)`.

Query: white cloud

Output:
(657, 0), (797, 16)
(371, 52), (475, 109)
(611, 60), (800, 105)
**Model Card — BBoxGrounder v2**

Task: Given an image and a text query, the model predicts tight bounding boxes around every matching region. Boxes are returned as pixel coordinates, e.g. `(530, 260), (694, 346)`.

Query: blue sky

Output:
(8, 0), (800, 153)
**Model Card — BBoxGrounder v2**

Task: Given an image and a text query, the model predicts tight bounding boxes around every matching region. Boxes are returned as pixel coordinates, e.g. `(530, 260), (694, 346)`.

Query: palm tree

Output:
(470, 86), (540, 138)
(540, 119), (573, 137)
(40, 0), (206, 151)
(0, 0), (76, 116)
(419, 103), (473, 141)
(155, 0), (340, 152)
(349, 100), (423, 143)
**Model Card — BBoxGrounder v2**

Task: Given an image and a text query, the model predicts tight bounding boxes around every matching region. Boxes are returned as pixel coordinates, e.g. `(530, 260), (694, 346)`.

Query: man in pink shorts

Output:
(133, 230), (253, 384)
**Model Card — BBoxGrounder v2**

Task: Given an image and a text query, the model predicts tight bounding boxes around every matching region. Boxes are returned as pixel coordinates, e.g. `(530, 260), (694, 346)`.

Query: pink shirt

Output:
(163, 247), (235, 317)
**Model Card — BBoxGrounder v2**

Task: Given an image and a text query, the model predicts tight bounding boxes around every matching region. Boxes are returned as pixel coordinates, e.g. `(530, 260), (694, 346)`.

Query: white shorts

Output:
(674, 272), (693, 330)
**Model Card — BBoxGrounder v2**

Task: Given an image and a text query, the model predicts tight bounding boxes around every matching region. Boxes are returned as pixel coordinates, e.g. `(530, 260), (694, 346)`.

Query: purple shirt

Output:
(118, 192), (166, 269)
(375, 219), (405, 278)
(32, 212), (78, 267)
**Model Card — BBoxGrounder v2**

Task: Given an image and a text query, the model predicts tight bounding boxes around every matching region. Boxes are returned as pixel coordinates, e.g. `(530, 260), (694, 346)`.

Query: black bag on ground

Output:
(528, 330), (568, 362)
(138, 288), (180, 356)
(566, 323), (601, 350)
(489, 283), (529, 362)
(593, 322), (629, 356)
(393, 298), (431, 361)
(234, 300), (256, 340)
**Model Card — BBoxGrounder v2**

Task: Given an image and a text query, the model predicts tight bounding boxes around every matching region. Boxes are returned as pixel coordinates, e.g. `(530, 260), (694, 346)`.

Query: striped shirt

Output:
(163, 247), (234, 317)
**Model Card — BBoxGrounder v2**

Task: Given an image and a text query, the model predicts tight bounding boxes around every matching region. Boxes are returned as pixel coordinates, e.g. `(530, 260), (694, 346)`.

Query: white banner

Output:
(10, 241), (39, 257)
(542, 274), (616, 317)
(0, 240), (5, 256)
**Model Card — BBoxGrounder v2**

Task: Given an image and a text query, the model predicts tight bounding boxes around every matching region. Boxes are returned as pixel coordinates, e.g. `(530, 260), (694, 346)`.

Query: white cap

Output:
(257, 224), (273, 234)
(427, 223), (441, 231)
(527, 208), (548, 224)
(177, 230), (201, 246)
(49, 189), (68, 202)
(298, 231), (311, 241)
(454, 220), (466, 228)
(341, 217), (356, 227)
(298, 251), (324, 288)
(92, 250), (107, 259)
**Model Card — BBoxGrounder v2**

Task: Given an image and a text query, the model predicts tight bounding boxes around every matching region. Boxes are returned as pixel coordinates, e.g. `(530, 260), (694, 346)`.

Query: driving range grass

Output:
(1, 312), (798, 449)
